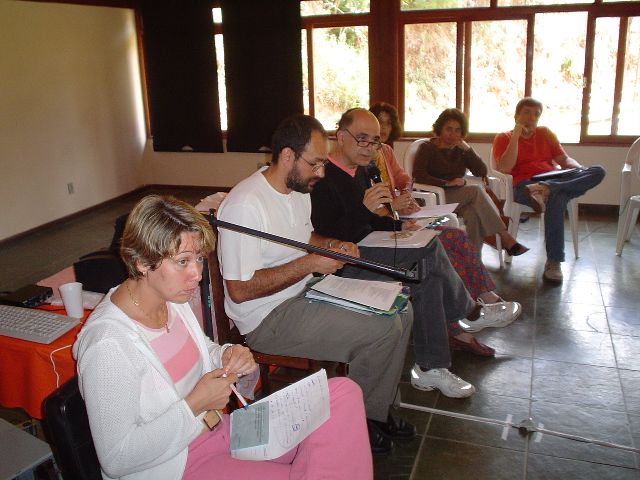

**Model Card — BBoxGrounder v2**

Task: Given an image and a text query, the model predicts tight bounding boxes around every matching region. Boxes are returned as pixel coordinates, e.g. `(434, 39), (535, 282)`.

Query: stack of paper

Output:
(305, 275), (409, 316)
(357, 229), (439, 249)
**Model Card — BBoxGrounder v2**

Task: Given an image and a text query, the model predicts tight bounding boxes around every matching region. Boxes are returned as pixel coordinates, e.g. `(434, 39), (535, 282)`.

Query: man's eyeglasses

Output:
(299, 155), (329, 173)
(342, 128), (382, 150)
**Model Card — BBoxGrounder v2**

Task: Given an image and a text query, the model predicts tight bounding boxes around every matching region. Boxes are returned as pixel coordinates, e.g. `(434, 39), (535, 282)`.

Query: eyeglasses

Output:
(299, 155), (329, 173)
(342, 128), (382, 150)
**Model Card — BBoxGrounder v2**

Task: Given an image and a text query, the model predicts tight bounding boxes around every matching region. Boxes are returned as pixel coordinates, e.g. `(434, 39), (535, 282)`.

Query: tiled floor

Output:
(1, 188), (639, 479)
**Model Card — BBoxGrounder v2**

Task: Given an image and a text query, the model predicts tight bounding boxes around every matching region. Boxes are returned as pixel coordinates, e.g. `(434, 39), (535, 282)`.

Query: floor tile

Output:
(606, 307), (640, 337)
(413, 438), (525, 480)
(601, 283), (640, 310)
(535, 279), (603, 306)
(535, 302), (608, 333)
(534, 324), (616, 367)
(619, 370), (640, 414)
(475, 322), (535, 358)
(532, 359), (626, 411)
(526, 453), (640, 479)
(428, 392), (529, 451)
(612, 335), (640, 371)
(449, 354), (532, 399)
(528, 401), (636, 468)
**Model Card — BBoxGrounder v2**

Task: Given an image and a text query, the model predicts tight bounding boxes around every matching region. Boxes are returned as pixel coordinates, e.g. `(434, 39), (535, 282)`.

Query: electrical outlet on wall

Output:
(67, 182), (74, 194)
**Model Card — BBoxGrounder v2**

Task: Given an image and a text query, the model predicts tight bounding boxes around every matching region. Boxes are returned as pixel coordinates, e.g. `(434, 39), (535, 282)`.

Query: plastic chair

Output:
(616, 137), (640, 255)
(204, 220), (348, 396)
(488, 149), (579, 263)
(403, 138), (505, 267)
(43, 376), (102, 480)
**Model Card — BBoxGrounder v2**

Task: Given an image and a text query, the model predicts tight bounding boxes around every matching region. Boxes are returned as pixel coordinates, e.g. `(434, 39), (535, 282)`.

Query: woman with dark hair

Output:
(368, 105), (522, 355)
(73, 194), (373, 480)
(413, 108), (528, 256)
(370, 102), (402, 146)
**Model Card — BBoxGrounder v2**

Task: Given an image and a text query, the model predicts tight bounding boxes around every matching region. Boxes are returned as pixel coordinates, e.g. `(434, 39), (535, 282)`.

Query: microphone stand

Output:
(208, 211), (421, 282)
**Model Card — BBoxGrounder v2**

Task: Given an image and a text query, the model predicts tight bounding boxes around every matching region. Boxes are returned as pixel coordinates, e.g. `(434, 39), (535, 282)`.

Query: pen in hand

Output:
(230, 383), (249, 410)
(223, 372), (250, 410)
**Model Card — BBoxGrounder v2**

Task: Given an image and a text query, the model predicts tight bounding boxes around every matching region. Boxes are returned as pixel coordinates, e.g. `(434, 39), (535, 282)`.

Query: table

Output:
(0, 305), (85, 419)
(0, 418), (53, 480)
(0, 266), (208, 420)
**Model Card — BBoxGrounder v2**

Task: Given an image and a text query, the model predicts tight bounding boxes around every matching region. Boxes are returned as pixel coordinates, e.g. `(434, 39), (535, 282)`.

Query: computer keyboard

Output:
(0, 305), (80, 344)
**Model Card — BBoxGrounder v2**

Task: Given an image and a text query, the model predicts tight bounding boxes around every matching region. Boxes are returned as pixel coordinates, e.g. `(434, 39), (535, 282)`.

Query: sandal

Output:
(506, 242), (530, 256)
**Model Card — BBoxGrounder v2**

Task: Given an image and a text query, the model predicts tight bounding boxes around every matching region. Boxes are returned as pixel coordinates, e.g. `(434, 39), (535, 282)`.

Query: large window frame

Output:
(299, 0), (640, 145)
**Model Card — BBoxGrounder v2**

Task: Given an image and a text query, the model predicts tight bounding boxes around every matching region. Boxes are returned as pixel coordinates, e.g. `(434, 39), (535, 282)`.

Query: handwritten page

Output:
(230, 370), (330, 460)
(357, 229), (439, 249)
(400, 203), (458, 219)
(310, 275), (402, 312)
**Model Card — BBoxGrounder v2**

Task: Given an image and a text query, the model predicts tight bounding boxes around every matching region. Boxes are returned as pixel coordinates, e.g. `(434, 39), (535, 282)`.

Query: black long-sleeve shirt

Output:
(310, 161), (402, 243)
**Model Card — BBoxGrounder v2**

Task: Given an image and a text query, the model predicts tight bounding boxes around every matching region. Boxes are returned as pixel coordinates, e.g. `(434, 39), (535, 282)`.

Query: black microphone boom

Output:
(209, 212), (420, 282)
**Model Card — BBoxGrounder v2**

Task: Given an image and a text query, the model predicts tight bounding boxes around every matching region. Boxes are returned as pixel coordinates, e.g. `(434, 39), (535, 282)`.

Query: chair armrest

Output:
(411, 191), (437, 207)
(413, 182), (446, 204)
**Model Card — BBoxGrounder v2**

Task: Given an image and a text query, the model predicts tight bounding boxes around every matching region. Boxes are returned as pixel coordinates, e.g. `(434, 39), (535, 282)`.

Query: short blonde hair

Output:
(120, 195), (215, 279)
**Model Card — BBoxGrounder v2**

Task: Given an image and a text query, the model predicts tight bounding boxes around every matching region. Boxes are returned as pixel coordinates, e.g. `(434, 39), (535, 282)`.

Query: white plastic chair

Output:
(615, 137), (640, 255)
(488, 149), (579, 263)
(403, 138), (504, 267)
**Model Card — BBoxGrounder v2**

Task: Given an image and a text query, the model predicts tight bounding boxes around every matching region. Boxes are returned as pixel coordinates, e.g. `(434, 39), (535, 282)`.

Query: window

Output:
(398, 4), (640, 142)
(303, 26), (370, 128)
(207, 1), (640, 143)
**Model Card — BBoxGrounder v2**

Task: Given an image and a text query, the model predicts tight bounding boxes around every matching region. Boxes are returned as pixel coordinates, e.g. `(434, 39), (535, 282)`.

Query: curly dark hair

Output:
(432, 108), (469, 137)
(369, 102), (403, 144)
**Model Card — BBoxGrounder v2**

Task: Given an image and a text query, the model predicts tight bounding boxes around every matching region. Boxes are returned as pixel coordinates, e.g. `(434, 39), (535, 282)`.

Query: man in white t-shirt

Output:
(217, 114), (414, 455)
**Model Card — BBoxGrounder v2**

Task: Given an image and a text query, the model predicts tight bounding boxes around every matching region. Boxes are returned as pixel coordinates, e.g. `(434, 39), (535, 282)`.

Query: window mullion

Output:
(306, 27), (315, 117)
(611, 16), (628, 136)
(580, 13), (597, 142)
(458, 22), (473, 117)
(525, 14), (534, 97)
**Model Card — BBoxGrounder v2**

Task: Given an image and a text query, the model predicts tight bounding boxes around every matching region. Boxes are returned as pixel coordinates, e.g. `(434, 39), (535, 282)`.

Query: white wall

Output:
(0, 1), (146, 241)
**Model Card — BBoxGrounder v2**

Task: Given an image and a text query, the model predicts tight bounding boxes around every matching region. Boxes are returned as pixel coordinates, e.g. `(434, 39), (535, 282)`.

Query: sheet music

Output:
(231, 370), (330, 460)
(310, 275), (402, 312)
(400, 203), (458, 219)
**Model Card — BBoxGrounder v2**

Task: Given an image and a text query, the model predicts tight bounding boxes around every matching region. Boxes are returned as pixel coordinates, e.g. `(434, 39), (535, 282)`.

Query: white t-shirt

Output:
(217, 168), (314, 334)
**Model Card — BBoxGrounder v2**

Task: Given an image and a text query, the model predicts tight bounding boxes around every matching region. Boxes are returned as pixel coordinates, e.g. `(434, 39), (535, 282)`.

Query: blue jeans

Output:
(514, 165), (606, 262)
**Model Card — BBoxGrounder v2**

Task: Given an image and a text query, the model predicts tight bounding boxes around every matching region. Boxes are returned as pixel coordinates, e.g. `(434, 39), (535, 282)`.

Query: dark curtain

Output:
(140, 0), (223, 152)
(221, 0), (303, 152)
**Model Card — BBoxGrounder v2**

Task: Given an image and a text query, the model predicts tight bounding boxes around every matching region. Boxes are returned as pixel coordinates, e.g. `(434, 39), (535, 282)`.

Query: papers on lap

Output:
(307, 275), (403, 312)
(400, 203), (458, 219)
(230, 369), (330, 460)
(358, 229), (439, 249)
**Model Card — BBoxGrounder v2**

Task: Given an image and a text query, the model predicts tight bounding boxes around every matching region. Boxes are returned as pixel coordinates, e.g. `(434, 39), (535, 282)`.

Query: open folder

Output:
(304, 275), (409, 316)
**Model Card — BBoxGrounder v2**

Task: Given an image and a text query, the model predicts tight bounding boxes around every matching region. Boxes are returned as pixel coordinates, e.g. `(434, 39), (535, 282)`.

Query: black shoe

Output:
(367, 420), (394, 455)
(506, 242), (530, 257)
(369, 412), (417, 442)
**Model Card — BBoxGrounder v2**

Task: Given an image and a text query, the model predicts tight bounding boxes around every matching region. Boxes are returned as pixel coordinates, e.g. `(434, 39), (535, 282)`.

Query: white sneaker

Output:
(458, 299), (522, 333)
(410, 365), (476, 398)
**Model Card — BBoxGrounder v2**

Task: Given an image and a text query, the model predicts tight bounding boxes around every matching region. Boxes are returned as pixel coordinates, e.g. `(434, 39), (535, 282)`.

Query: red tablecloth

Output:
(0, 305), (86, 419)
